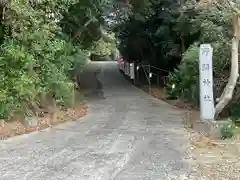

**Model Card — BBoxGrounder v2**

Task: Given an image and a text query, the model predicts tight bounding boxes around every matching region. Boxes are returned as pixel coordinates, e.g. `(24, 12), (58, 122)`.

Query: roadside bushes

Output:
(0, 36), (88, 120)
(166, 44), (200, 106)
(0, 1), (89, 120)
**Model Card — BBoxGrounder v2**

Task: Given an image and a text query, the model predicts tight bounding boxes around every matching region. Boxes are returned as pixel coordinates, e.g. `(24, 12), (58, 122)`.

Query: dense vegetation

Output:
(0, 0), (116, 120)
(114, 0), (240, 118)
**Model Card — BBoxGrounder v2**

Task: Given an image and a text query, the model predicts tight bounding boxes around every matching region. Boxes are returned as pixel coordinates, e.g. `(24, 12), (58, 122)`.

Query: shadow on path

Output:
(79, 62), (105, 100)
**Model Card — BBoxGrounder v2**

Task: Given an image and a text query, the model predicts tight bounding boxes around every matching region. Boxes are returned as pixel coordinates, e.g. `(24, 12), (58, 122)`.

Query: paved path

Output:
(0, 61), (199, 180)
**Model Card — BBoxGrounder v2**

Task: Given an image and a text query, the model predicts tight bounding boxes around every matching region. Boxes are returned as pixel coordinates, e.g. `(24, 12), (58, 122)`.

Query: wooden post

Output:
(148, 65), (151, 94)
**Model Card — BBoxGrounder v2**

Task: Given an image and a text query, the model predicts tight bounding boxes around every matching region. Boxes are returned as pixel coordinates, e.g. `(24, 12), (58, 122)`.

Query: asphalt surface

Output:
(0, 61), (199, 180)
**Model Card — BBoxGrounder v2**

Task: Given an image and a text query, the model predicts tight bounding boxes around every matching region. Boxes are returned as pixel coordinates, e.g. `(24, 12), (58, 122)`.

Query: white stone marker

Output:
(130, 63), (135, 79)
(199, 44), (215, 120)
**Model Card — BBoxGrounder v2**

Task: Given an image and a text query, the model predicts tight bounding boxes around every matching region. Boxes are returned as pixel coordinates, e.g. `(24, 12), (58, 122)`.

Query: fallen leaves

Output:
(0, 103), (88, 140)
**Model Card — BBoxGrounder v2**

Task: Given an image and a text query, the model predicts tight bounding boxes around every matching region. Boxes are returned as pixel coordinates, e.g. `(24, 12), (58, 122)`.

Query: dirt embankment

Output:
(0, 96), (88, 140)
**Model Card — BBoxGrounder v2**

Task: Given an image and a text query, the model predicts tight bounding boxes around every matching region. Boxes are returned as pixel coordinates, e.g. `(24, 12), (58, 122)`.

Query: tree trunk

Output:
(180, 34), (185, 56)
(214, 16), (240, 118)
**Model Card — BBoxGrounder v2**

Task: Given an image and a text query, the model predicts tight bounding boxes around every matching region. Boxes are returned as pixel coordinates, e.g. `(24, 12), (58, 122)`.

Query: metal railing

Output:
(118, 59), (171, 93)
(135, 63), (170, 93)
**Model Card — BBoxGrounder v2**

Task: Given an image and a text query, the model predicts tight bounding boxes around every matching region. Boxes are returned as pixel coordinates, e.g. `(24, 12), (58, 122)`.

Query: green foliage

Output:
(113, 0), (236, 112)
(59, 0), (107, 48)
(0, 0), (110, 120)
(166, 44), (200, 105)
(92, 38), (112, 56)
(220, 120), (235, 139)
(91, 32), (117, 56)
(164, 2), (233, 107)
(230, 103), (240, 123)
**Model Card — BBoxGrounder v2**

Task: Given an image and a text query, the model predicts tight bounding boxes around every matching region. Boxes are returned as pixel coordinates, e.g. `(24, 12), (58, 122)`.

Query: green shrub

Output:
(166, 42), (231, 107)
(230, 103), (240, 125)
(166, 44), (200, 105)
(220, 120), (235, 139)
(0, 1), (91, 120)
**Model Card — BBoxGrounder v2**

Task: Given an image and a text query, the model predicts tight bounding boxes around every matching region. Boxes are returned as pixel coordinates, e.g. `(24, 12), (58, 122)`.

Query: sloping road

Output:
(0, 61), (199, 180)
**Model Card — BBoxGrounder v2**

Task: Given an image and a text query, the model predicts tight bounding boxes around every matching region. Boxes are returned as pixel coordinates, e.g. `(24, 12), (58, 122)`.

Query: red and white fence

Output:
(117, 58), (135, 80)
